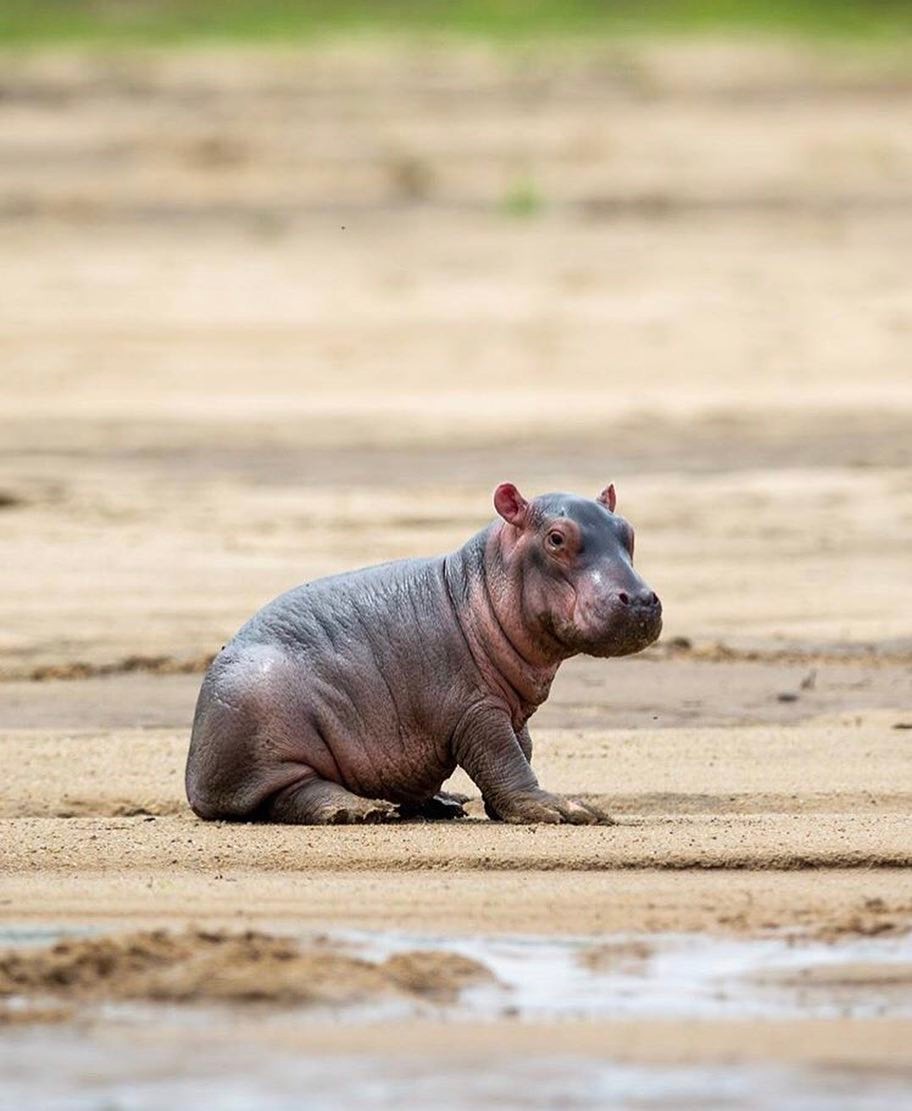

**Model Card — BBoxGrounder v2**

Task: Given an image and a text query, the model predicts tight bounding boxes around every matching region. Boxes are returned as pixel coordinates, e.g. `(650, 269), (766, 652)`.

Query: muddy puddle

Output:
(2, 925), (912, 1023)
(1, 926), (911, 1108)
(363, 929), (912, 1022)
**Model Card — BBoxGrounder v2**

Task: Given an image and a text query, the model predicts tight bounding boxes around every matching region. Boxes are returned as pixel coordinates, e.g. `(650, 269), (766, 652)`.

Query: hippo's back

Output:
(233, 555), (442, 658)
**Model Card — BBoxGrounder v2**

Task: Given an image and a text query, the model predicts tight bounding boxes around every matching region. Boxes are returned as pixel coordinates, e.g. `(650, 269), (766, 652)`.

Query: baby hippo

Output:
(186, 483), (661, 825)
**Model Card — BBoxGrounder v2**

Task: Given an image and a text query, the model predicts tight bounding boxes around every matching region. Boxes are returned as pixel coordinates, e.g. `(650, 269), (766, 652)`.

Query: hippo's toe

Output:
(488, 790), (615, 826)
(328, 798), (398, 824)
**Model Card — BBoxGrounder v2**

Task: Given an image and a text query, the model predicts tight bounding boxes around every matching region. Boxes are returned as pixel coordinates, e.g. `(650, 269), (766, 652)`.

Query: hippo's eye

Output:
(546, 530), (565, 551)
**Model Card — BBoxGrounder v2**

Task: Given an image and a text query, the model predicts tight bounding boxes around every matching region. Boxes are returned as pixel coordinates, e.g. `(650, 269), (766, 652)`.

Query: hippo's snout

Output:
(603, 586), (662, 656)
(570, 580), (662, 658)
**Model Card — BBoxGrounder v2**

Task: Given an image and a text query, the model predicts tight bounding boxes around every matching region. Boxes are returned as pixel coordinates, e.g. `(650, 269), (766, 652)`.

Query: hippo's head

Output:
(493, 482), (662, 659)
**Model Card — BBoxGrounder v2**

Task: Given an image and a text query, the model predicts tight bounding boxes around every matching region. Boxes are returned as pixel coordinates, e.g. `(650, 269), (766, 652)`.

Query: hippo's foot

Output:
(398, 792), (468, 821)
(485, 790), (613, 826)
(265, 776), (397, 825)
(323, 796), (398, 824)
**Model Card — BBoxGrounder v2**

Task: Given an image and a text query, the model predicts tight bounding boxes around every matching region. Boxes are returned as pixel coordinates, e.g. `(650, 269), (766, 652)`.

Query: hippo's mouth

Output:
(587, 614), (662, 657)
(595, 614), (663, 657)
(550, 609), (663, 659)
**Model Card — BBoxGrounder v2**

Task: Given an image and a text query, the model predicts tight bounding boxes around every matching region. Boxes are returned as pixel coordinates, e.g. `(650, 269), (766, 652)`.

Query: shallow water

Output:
(349, 928), (912, 1021)
(2, 925), (911, 1023)
(1, 927), (911, 1109)
(0, 1033), (910, 1111)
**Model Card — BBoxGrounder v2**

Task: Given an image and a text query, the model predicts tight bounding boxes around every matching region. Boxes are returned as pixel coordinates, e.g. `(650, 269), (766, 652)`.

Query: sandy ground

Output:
(3, 713), (911, 935)
(1, 39), (911, 1096)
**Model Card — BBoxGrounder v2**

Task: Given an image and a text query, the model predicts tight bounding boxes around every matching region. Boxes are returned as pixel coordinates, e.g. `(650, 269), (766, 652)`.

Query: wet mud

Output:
(0, 929), (492, 1010)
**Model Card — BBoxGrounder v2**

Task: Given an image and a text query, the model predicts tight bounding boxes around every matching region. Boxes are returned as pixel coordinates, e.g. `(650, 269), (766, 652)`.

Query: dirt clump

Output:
(756, 963), (912, 989)
(0, 929), (493, 1008)
(382, 950), (495, 1001)
(750, 960), (912, 1011)
(0, 1001), (73, 1026)
(578, 939), (653, 973)
(805, 898), (912, 943)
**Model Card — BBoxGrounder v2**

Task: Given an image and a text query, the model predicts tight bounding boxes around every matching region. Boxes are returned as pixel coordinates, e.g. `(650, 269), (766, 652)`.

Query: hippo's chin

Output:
(569, 615), (663, 659)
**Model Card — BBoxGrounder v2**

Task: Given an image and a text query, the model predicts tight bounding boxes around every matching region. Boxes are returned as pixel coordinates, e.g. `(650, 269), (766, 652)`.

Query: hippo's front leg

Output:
(454, 705), (609, 825)
(516, 723), (533, 762)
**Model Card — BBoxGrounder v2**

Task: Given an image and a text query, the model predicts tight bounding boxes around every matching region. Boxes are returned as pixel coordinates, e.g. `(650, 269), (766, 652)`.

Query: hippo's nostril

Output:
(617, 592), (629, 606)
(628, 589), (660, 610)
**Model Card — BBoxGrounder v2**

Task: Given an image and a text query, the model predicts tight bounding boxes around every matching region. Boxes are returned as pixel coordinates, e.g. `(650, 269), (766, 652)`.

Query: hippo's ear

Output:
(597, 483), (617, 512)
(494, 483), (529, 527)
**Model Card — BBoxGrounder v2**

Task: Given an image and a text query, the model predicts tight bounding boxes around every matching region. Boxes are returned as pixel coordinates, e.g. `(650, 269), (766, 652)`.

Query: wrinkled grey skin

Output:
(186, 483), (662, 825)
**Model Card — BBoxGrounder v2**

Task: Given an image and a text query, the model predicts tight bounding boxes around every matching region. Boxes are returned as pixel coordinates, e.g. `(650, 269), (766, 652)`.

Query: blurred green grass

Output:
(2, 1), (912, 45)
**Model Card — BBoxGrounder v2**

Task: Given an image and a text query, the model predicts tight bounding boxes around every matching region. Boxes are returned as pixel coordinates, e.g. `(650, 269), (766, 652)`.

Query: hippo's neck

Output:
(443, 527), (561, 723)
